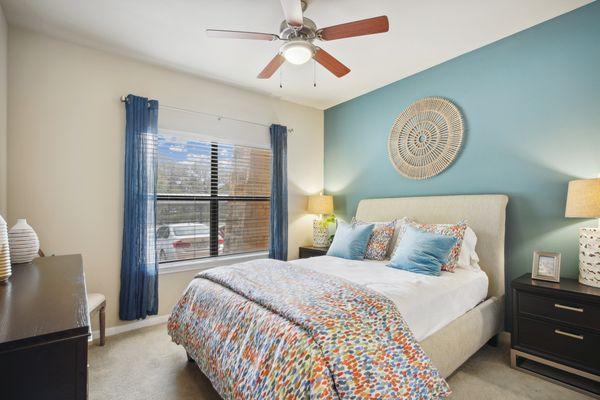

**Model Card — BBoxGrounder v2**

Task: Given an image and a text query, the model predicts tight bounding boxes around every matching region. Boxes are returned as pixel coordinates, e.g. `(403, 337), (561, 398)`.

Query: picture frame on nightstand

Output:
(532, 250), (561, 282)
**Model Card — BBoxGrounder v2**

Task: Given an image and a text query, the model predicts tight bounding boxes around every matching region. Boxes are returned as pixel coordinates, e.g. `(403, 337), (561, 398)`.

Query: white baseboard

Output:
(90, 314), (170, 342)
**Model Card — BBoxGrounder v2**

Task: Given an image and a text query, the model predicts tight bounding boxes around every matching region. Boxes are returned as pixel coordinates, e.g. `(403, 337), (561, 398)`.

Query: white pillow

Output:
(457, 227), (480, 271)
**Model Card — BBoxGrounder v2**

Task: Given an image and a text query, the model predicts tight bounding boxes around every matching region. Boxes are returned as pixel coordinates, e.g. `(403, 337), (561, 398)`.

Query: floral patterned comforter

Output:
(168, 259), (450, 400)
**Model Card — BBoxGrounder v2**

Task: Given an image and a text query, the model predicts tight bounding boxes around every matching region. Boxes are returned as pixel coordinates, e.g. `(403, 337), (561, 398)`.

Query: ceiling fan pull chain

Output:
(313, 59), (317, 87)
(279, 68), (283, 88)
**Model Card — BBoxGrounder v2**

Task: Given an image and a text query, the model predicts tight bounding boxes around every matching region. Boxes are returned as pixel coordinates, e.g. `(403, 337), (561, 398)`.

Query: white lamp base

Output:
(579, 227), (600, 288)
(312, 220), (329, 248)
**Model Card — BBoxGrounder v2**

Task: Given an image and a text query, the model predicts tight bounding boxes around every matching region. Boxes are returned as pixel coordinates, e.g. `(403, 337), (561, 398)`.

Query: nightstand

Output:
(299, 246), (328, 259)
(511, 273), (600, 398)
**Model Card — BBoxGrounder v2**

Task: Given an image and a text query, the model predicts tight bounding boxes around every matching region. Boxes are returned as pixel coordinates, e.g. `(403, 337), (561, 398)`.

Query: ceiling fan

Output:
(206, 0), (389, 79)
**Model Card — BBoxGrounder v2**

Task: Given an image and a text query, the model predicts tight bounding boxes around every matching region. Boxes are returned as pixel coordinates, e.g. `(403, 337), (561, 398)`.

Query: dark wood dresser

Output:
(299, 246), (329, 259)
(511, 273), (600, 398)
(0, 254), (90, 400)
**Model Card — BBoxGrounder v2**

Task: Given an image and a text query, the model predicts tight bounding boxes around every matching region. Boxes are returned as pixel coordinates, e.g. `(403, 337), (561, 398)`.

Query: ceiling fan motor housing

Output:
(279, 17), (317, 40)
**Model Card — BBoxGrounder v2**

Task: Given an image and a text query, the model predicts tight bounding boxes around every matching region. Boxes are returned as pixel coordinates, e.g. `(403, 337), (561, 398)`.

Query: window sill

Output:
(158, 251), (269, 275)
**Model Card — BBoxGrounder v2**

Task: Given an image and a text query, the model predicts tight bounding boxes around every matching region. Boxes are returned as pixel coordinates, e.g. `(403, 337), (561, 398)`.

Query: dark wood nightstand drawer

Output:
(517, 316), (600, 373)
(299, 246), (328, 259)
(518, 291), (600, 331)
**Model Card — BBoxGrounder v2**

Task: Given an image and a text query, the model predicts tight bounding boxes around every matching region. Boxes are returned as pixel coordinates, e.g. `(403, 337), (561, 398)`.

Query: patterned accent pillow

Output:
(406, 221), (467, 272)
(352, 219), (396, 261)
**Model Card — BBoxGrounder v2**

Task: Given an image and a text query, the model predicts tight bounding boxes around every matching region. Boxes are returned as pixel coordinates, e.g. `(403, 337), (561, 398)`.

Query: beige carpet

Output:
(89, 324), (592, 400)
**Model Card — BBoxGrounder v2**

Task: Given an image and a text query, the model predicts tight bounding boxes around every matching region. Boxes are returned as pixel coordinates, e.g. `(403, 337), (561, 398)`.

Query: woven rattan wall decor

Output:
(388, 97), (464, 180)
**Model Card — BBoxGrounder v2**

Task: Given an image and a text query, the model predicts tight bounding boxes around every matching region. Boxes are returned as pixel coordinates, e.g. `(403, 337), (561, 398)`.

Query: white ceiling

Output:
(0, 0), (592, 109)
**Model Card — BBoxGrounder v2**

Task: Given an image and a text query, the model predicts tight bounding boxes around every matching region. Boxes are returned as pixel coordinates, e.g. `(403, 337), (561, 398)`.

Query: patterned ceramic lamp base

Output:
(312, 220), (329, 248)
(579, 227), (600, 288)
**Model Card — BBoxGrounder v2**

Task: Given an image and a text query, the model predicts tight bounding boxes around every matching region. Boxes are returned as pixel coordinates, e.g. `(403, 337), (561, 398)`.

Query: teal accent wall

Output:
(324, 2), (600, 290)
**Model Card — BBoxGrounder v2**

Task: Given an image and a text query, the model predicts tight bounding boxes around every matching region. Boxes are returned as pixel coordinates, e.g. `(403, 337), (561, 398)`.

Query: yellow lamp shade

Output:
(565, 178), (600, 218)
(307, 195), (334, 215)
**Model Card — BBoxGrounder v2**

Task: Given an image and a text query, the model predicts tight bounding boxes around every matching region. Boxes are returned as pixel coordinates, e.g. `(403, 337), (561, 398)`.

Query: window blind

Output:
(156, 131), (271, 263)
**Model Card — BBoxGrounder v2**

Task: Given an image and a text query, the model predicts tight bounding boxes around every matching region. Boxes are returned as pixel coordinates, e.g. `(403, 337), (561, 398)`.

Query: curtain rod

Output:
(120, 96), (293, 133)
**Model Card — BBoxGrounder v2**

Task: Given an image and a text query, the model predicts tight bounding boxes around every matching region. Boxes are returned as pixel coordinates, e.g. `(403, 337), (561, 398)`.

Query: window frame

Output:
(157, 140), (271, 267)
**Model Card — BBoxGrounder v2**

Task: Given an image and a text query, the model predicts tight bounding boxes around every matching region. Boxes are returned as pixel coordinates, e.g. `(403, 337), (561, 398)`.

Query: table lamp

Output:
(565, 178), (600, 288)
(307, 194), (334, 248)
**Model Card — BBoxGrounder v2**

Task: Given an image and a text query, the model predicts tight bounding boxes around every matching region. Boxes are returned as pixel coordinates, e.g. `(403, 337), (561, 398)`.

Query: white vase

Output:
(8, 219), (40, 264)
(0, 215), (11, 281)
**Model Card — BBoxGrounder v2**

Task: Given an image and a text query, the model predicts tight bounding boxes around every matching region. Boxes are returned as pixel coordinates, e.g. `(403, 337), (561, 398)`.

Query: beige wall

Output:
(7, 27), (324, 329)
(0, 5), (7, 217)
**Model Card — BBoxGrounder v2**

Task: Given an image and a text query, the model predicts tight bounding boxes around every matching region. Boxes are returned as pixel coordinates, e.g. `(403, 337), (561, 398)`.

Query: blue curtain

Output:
(119, 95), (159, 320)
(269, 124), (288, 261)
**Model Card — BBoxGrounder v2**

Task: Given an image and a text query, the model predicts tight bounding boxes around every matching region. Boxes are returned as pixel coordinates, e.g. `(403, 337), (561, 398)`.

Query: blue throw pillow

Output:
(388, 226), (458, 276)
(327, 221), (375, 260)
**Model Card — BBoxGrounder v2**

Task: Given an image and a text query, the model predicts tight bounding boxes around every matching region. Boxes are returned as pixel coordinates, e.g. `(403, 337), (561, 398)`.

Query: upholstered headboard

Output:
(355, 194), (509, 299)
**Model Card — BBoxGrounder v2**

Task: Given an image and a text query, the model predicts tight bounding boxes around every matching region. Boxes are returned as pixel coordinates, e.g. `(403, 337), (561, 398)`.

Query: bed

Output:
(350, 195), (508, 378)
(168, 194), (508, 398)
(290, 256), (489, 343)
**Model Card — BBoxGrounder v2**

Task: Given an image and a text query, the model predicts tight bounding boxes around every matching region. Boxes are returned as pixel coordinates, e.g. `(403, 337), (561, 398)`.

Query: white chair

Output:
(87, 293), (106, 346)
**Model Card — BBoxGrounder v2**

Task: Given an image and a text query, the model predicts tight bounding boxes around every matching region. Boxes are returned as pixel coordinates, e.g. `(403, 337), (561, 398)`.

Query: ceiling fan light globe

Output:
(281, 41), (314, 65)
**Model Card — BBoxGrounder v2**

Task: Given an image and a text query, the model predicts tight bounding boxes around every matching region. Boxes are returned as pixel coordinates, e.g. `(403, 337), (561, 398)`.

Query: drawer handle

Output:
(554, 329), (584, 341)
(554, 303), (583, 313)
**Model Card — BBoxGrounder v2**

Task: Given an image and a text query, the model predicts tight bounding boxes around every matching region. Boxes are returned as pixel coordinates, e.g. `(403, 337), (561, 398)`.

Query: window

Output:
(156, 131), (271, 264)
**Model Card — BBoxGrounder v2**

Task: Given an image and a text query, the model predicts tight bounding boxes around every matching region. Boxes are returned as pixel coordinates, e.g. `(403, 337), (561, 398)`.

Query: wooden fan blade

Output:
(280, 0), (303, 27)
(317, 16), (389, 41)
(206, 29), (279, 41)
(313, 48), (350, 78)
(258, 54), (285, 79)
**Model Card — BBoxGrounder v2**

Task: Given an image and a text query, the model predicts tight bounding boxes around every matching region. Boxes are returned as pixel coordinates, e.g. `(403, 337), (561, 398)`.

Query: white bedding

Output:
(290, 255), (488, 341)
